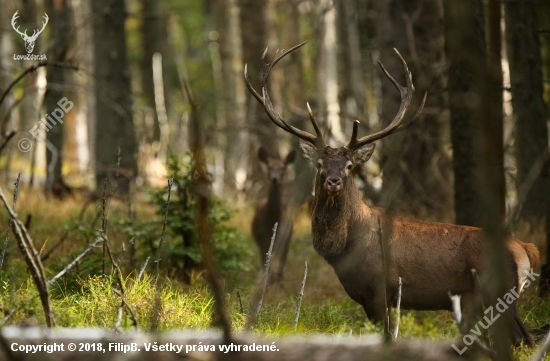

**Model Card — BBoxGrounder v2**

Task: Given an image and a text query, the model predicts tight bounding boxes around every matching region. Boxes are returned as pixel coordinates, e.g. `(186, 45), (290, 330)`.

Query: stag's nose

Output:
(326, 177), (342, 193)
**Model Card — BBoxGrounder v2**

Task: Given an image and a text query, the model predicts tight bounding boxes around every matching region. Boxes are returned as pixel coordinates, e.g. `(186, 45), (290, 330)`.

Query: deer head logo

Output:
(11, 11), (49, 54)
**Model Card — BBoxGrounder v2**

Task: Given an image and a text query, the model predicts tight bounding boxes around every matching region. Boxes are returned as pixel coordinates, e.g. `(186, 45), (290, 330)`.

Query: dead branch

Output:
(393, 277), (402, 340)
(0, 184), (54, 327)
(47, 237), (103, 286)
(137, 256), (150, 281)
(294, 261), (308, 331)
(247, 222), (278, 330)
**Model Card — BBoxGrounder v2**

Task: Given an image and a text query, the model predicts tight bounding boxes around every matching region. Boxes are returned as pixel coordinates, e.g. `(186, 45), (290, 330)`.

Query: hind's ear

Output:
(298, 140), (318, 163)
(352, 143), (375, 164)
(258, 147), (269, 164)
(285, 150), (296, 165)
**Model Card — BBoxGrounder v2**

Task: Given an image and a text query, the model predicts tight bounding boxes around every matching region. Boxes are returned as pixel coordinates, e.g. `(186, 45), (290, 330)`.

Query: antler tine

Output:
(348, 48), (419, 150)
(306, 102), (325, 148)
(245, 41), (324, 147)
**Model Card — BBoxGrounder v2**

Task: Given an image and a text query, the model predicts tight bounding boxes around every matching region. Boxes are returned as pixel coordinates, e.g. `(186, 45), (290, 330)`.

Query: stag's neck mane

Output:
(311, 173), (364, 260)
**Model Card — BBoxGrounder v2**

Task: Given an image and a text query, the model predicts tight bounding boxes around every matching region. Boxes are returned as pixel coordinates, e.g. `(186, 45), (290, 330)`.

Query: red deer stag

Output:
(244, 42), (540, 346)
(252, 147), (295, 282)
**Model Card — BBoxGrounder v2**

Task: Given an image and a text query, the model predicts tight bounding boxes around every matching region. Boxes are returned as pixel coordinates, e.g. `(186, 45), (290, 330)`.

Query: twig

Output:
(101, 181), (108, 277)
(0, 184), (54, 327)
(237, 290), (244, 315)
(376, 217), (391, 341)
(48, 237), (103, 286)
(40, 230), (69, 262)
(294, 261), (308, 331)
(137, 256), (150, 281)
(111, 287), (139, 330)
(0, 131), (16, 155)
(246, 222), (278, 330)
(155, 177), (173, 284)
(0, 173), (20, 272)
(393, 277), (402, 340)
(531, 330), (550, 361)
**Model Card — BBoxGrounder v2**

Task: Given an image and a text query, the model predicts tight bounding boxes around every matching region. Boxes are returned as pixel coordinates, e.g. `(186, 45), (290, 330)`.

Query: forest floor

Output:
(0, 183), (548, 361)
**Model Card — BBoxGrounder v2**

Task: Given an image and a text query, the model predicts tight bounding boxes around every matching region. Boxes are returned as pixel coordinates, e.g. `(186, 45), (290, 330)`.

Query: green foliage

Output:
(121, 154), (252, 280)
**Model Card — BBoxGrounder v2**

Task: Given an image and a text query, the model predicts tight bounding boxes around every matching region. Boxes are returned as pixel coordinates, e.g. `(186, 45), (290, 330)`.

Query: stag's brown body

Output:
(311, 147), (539, 336)
(251, 147), (295, 282)
(244, 42), (540, 346)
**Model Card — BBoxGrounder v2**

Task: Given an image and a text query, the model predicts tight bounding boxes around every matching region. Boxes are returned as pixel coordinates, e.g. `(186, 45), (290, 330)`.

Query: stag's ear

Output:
(285, 150), (296, 165)
(352, 143), (376, 164)
(298, 139), (318, 163)
(258, 147), (269, 164)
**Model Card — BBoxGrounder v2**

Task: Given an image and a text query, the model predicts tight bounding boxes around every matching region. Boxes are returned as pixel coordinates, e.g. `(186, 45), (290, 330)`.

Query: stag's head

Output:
(258, 147), (295, 185)
(244, 42), (426, 198)
(11, 11), (49, 54)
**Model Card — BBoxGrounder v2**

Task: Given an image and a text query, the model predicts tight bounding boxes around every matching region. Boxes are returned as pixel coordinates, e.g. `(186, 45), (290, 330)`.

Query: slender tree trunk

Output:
(92, 0), (137, 195)
(44, 0), (72, 199)
(505, 0), (550, 295)
(214, 0), (247, 194)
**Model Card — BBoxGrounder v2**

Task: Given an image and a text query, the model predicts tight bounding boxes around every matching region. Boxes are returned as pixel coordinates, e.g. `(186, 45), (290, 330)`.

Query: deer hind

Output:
(12, 11), (49, 54)
(251, 147), (295, 282)
(244, 42), (540, 346)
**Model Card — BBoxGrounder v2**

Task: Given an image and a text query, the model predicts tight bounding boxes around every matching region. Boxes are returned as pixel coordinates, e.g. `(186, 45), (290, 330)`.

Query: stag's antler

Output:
(244, 41), (325, 150)
(347, 48), (427, 151)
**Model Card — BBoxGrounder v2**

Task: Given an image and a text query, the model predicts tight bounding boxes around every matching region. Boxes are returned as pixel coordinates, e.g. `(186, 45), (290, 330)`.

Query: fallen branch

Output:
(294, 261), (308, 331)
(48, 237), (103, 286)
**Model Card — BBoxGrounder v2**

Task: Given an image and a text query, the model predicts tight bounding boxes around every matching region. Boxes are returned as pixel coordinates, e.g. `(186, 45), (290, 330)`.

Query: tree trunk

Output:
(284, 0), (314, 210)
(444, 0), (486, 227)
(214, 0), (247, 194)
(44, 0), (73, 199)
(505, 0), (550, 295)
(445, 0), (511, 356)
(140, 0), (169, 147)
(92, 0), (137, 195)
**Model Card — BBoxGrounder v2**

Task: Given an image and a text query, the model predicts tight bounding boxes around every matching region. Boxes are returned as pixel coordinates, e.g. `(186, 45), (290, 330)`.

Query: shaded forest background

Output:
(0, 0), (550, 342)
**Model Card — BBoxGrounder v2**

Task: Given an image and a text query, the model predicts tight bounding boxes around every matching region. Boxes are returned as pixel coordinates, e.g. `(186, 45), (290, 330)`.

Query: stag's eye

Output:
(345, 161), (353, 171)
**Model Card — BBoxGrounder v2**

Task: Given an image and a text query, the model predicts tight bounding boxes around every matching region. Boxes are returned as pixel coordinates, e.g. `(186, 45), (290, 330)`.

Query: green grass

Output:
(0, 184), (549, 361)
